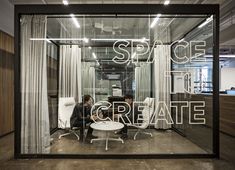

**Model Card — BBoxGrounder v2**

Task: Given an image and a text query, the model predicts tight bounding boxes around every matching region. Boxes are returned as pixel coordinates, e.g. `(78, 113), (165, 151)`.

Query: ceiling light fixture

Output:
(30, 38), (84, 41)
(91, 38), (150, 42)
(83, 37), (89, 43)
(92, 52), (97, 59)
(198, 15), (213, 28)
(150, 14), (162, 28)
(70, 14), (80, 28)
(62, 0), (69, 5)
(88, 46), (92, 49)
(164, 0), (170, 5)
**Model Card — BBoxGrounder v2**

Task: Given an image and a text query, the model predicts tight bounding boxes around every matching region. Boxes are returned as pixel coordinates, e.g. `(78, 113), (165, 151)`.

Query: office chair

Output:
(58, 97), (80, 140)
(129, 97), (155, 140)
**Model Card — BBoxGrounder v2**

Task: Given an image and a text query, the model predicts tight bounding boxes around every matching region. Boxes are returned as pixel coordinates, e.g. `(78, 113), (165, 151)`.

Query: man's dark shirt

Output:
(70, 103), (92, 128)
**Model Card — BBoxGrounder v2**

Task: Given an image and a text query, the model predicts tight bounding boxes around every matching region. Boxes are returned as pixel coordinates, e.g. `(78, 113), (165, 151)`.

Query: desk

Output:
(90, 121), (124, 150)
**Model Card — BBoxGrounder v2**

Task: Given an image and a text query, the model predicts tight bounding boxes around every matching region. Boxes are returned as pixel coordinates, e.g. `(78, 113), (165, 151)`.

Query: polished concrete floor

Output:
(0, 132), (235, 170)
(50, 129), (206, 154)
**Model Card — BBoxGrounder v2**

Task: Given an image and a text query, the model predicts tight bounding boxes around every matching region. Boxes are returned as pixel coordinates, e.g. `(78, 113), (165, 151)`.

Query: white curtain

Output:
(135, 63), (151, 101)
(21, 15), (50, 153)
(154, 45), (172, 129)
(82, 62), (96, 101)
(59, 45), (82, 102)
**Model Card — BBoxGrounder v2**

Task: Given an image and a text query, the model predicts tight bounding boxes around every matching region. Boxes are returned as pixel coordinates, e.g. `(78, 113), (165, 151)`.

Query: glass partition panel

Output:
(20, 13), (215, 155)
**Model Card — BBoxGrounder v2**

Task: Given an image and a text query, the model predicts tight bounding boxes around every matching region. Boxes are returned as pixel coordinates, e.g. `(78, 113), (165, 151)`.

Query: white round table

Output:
(90, 121), (124, 151)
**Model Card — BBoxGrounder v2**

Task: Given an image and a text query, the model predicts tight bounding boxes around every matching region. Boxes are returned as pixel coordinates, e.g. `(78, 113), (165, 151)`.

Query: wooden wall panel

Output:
(172, 93), (235, 137)
(0, 30), (14, 137)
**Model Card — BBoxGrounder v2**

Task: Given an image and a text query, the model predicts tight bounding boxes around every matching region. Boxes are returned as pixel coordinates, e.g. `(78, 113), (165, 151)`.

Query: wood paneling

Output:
(172, 93), (235, 137)
(0, 30), (14, 137)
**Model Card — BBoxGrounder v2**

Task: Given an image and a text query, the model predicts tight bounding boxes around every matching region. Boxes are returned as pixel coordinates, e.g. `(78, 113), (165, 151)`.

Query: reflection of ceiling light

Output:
(70, 14), (80, 28)
(198, 16), (213, 28)
(150, 14), (161, 28)
(63, 0), (69, 5)
(91, 38), (149, 42)
(88, 46), (92, 49)
(92, 52), (97, 59)
(164, 0), (170, 5)
(83, 37), (89, 43)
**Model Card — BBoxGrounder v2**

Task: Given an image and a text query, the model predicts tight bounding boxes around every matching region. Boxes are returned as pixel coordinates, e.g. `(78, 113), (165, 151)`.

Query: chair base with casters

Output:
(133, 129), (153, 140)
(58, 127), (80, 141)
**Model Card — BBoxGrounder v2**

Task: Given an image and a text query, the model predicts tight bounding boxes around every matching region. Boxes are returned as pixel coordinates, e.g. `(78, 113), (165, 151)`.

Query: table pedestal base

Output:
(90, 132), (124, 150)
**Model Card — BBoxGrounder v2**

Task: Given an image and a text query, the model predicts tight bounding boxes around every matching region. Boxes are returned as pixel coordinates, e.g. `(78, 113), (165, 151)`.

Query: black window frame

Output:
(14, 4), (220, 159)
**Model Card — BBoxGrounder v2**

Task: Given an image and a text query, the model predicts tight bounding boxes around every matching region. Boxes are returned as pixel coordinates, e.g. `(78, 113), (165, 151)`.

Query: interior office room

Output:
(0, 0), (235, 170)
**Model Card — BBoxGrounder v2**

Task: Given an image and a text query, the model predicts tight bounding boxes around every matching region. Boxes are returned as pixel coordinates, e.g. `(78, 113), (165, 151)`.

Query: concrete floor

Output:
(1, 132), (235, 170)
(50, 129), (206, 154)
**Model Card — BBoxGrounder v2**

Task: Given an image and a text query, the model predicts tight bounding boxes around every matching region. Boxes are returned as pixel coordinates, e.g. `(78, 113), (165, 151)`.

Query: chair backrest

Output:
(139, 97), (155, 128)
(58, 97), (76, 129)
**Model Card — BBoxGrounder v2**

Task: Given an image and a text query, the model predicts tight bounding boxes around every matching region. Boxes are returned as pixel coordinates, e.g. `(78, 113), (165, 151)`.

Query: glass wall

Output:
(19, 13), (216, 155)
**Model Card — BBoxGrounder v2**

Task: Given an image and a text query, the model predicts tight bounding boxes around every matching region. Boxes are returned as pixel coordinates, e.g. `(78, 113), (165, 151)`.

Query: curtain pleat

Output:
(82, 63), (96, 101)
(154, 45), (172, 129)
(59, 45), (82, 102)
(135, 63), (151, 101)
(21, 15), (50, 153)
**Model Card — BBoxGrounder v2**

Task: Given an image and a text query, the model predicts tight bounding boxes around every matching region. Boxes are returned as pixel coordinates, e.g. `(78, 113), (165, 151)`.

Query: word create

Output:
(91, 101), (206, 125)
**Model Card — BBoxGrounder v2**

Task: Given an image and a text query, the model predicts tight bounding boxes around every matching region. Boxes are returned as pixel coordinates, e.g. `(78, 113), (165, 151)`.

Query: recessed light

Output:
(164, 0), (170, 5)
(63, 0), (69, 5)
(83, 38), (89, 43)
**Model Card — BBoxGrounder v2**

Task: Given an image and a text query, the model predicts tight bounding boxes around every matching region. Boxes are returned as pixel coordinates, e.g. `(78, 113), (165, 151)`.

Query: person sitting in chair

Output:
(70, 94), (98, 141)
(118, 94), (141, 139)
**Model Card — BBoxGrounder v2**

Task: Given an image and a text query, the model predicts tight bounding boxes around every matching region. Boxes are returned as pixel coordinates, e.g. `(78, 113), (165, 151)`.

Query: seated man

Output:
(118, 94), (141, 139)
(70, 94), (98, 141)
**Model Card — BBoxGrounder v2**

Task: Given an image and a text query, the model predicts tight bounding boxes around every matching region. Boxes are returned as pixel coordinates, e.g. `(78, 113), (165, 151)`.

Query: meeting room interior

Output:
(17, 12), (224, 156)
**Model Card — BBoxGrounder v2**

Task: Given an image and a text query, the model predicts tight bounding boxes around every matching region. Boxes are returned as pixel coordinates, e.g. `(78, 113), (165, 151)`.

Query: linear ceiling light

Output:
(205, 55), (235, 58)
(63, 0), (69, 5)
(164, 0), (170, 5)
(198, 16), (213, 28)
(70, 14), (80, 28)
(92, 52), (97, 59)
(91, 38), (150, 42)
(150, 14), (162, 28)
(30, 38), (85, 41)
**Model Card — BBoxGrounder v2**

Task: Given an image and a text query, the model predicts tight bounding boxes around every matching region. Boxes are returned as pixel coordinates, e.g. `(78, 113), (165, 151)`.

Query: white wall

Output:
(0, 0), (14, 36)
(220, 67), (235, 90)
